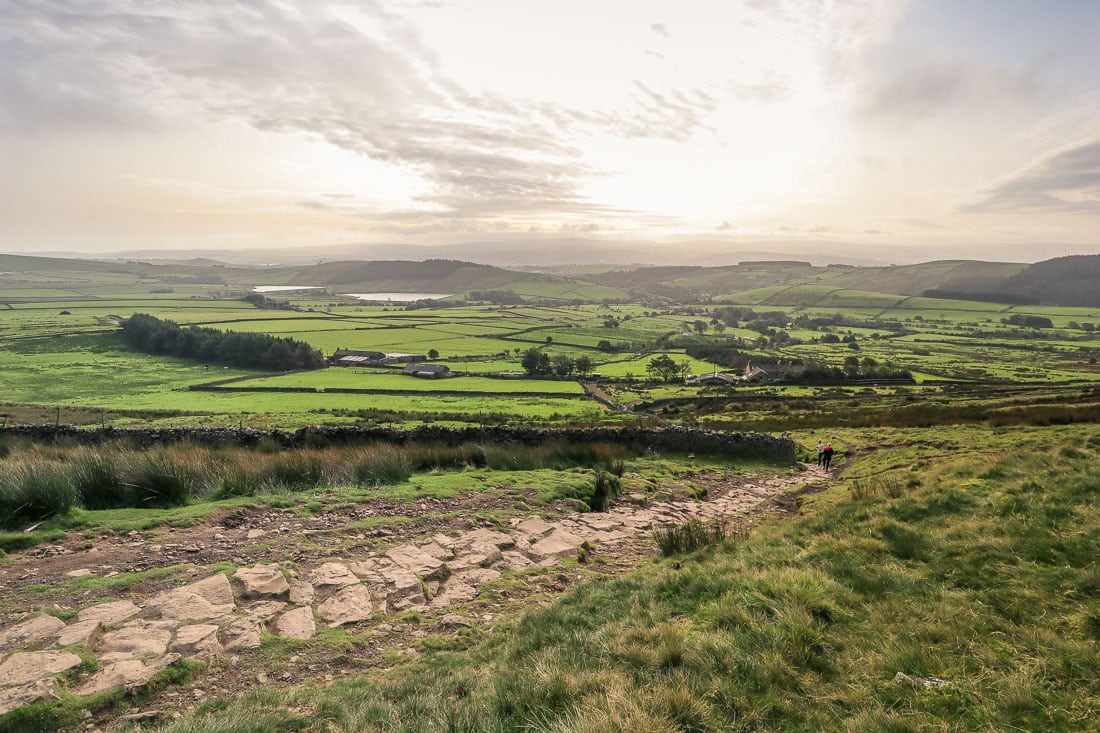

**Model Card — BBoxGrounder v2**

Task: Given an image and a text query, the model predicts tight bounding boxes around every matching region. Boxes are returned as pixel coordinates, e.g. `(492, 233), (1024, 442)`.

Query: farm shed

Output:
(403, 363), (452, 379)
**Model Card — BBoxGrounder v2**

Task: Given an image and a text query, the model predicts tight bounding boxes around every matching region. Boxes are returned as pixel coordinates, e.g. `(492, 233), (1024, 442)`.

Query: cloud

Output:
(962, 137), (1100, 215)
(0, 0), (631, 227)
(858, 49), (1042, 121)
(725, 72), (790, 104)
(650, 22), (670, 38)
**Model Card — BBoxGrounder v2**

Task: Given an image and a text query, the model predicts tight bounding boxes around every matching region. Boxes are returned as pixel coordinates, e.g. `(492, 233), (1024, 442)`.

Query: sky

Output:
(1, 0), (1098, 260)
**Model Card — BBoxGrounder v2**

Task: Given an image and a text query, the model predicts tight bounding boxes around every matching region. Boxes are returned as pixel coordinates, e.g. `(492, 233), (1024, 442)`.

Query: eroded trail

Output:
(0, 463), (831, 726)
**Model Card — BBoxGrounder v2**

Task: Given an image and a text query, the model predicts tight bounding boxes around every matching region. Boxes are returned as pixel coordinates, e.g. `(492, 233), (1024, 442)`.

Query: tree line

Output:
(120, 313), (326, 371)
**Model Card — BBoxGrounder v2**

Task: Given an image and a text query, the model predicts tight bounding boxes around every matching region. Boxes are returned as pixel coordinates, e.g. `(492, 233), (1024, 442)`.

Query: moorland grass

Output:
(0, 440), (638, 530)
(138, 425), (1099, 732)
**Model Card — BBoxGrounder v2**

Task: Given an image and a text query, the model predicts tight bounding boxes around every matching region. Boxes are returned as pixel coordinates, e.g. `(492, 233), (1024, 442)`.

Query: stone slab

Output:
(0, 616), (65, 652)
(0, 651), (81, 687)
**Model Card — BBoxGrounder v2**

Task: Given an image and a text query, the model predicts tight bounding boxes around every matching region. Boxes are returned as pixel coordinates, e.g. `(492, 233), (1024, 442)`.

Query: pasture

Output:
(2, 278), (1100, 429)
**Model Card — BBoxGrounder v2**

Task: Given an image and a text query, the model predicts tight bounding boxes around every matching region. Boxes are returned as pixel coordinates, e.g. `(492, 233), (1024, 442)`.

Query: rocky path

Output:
(0, 464), (829, 725)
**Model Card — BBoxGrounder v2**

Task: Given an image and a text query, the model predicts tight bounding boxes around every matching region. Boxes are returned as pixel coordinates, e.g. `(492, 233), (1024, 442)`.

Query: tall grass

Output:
(652, 518), (730, 556)
(0, 439), (640, 525)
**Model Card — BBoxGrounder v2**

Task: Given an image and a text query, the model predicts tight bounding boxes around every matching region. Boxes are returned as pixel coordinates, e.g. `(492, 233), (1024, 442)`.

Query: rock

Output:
(450, 543), (502, 570)
(380, 568), (423, 604)
(0, 678), (61, 716)
(894, 672), (951, 688)
(0, 651), (81, 687)
(234, 564), (290, 599)
(417, 540), (454, 560)
(512, 517), (556, 539)
(147, 574), (235, 621)
(272, 607), (316, 640)
(56, 620), (101, 648)
(0, 615), (66, 652)
(461, 528), (515, 549)
(65, 568), (93, 578)
(429, 580), (477, 609)
(98, 620), (175, 659)
(246, 529), (265, 540)
(316, 585), (374, 627)
(220, 618), (261, 651)
(454, 568), (501, 587)
(169, 625), (221, 657)
(74, 654), (180, 696)
(529, 529), (585, 559)
(288, 581), (315, 606)
(499, 551), (535, 571)
(310, 563), (359, 589)
(439, 614), (473, 628)
(384, 546), (445, 580)
(241, 601), (286, 622)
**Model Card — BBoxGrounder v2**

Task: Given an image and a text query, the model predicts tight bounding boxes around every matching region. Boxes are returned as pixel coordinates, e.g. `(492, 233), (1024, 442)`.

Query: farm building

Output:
(686, 372), (739, 386)
(403, 363), (452, 379)
(329, 349), (428, 367)
(742, 361), (806, 382)
(328, 349), (385, 366)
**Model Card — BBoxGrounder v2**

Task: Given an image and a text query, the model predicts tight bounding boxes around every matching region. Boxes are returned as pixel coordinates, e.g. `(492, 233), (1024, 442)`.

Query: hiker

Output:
(816, 439), (824, 466)
(822, 442), (834, 470)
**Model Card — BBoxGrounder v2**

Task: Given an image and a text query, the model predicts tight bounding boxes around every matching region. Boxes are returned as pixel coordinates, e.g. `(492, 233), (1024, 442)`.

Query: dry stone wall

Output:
(0, 425), (794, 463)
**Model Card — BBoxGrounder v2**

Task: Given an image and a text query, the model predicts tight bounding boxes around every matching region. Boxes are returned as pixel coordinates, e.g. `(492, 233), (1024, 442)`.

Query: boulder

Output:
(220, 618), (261, 651)
(0, 615), (65, 652)
(272, 607), (316, 640)
(384, 546), (445, 579)
(0, 678), (61, 716)
(316, 585), (374, 627)
(97, 620), (175, 660)
(55, 620), (101, 648)
(429, 580), (477, 609)
(233, 564), (290, 599)
(310, 563), (359, 588)
(74, 654), (180, 697)
(288, 580), (315, 606)
(0, 651), (81, 687)
(169, 624), (221, 657)
(147, 574), (235, 622)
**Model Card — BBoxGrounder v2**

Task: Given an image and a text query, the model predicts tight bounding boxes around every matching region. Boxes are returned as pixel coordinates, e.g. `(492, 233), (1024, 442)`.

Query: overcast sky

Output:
(1, 0), (1098, 259)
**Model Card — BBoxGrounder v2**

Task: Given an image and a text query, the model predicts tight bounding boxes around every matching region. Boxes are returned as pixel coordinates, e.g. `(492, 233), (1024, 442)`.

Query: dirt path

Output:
(0, 463), (832, 728)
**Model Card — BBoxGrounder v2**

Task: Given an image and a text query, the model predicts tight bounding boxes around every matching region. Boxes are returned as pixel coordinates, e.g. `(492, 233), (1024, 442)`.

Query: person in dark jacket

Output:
(822, 442), (834, 470)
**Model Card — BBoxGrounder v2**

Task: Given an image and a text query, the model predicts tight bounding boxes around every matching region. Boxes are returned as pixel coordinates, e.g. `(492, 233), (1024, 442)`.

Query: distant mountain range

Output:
(12, 237), (1016, 269)
(1, 251), (1099, 307)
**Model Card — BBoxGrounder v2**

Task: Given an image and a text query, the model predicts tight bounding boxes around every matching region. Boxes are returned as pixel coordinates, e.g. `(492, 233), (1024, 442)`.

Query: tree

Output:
(427, 348), (440, 360)
(843, 355), (861, 375)
(693, 320), (707, 334)
(552, 354), (575, 377)
(521, 348), (550, 375)
(647, 354), (681, 383)
(574, 355), (593, 376)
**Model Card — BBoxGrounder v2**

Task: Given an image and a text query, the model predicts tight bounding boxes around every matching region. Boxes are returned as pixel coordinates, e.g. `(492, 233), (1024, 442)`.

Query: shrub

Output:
(73, 453), (129, 510)
(122, 452), (194, 507)
(0, 462), (77, 527)
(588, 470), (620, 512)
(264, 453), (325, 492)
(353, 446), (413, 487)
(653, 518), (729, 557)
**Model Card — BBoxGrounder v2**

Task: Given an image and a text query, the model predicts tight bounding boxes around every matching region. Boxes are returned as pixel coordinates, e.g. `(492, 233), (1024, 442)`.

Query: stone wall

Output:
(0, 425), (795, 463)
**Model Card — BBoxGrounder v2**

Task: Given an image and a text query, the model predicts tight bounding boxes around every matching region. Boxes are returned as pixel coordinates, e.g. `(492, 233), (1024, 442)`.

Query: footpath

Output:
(0, 464), (829, 724)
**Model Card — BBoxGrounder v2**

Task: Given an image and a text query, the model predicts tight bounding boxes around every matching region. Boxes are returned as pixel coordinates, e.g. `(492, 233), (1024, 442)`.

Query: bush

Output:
(588, 470), (621, 512)
(653, 518), (729, 556)
(0, 463), (77, 527)
(73, 453), (128, 510)
(353, 446), (413, 487)
(123, 452), (194, 507)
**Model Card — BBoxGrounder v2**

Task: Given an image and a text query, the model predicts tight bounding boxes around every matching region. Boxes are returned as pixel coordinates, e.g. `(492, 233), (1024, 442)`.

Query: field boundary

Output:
(0, 424), (796, 462)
